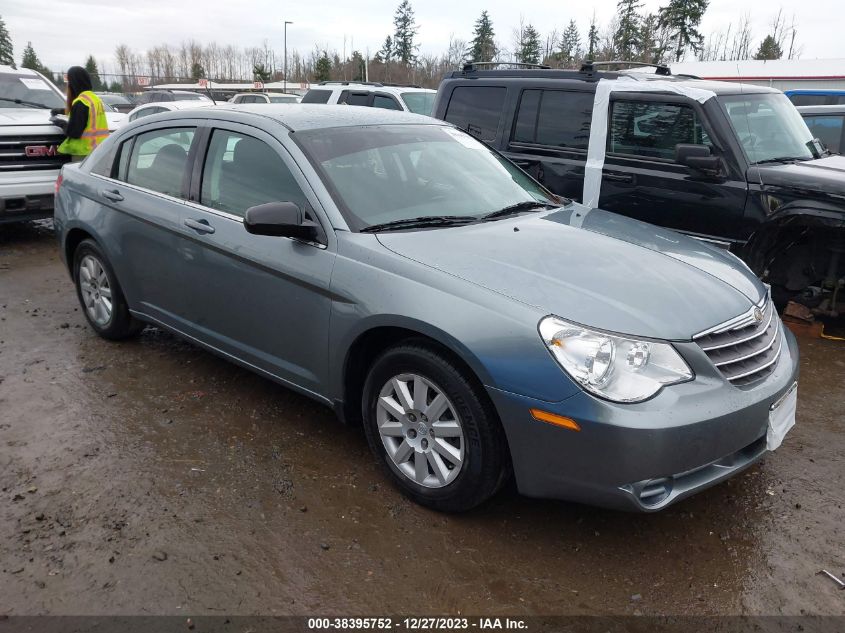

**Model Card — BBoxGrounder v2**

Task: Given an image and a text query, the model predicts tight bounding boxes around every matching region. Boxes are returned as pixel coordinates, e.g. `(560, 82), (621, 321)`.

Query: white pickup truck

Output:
(0, 65), (124, 224)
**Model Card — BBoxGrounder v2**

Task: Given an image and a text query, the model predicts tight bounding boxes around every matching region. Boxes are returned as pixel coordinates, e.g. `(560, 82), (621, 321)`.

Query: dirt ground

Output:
(1, 221), (843, 617)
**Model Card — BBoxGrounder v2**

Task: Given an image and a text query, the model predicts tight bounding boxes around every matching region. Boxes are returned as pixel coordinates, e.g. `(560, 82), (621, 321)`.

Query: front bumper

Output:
(0, 169), (59, 224)
(487, 327), (800, 511)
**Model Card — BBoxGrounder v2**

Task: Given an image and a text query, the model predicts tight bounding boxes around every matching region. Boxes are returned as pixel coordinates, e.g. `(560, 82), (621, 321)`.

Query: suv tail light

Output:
(55, 173), (63, 195)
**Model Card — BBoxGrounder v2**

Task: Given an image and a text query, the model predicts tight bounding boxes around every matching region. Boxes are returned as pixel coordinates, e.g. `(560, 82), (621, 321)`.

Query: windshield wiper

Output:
(360, 215), (476, 233)
(754, 156), (809, 165)
(478, 200), (552, 222)
(0, 97), (53, 109)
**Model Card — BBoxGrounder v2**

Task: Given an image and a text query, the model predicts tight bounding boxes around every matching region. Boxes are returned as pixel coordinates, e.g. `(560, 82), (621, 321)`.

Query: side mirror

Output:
(675, 144), (722, 177)
(244, 202), (319, 241)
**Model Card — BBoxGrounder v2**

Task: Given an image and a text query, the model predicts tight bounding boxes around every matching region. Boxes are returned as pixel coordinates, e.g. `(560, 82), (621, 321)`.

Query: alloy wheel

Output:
(78, 255), (113, 327)
(376, 373), (465, 488)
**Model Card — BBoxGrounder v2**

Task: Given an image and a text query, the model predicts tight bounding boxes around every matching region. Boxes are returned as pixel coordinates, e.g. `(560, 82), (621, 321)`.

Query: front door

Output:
(177, 123), (336, 397)
(598, 96), (748, 244)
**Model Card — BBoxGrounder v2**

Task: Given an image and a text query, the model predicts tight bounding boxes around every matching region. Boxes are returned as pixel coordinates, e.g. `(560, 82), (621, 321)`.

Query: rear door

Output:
(598, 95), (748, 242)
(502, 88), (593, 202)
(93, 123), (199, 326)
(177, 122), (336, 395)
(338, 90), (372, 107)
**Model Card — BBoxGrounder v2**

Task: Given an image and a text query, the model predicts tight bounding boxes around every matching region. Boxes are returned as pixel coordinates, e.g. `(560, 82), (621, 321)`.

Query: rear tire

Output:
(362, 342), (509, 512)
(73, 239), (144, 340)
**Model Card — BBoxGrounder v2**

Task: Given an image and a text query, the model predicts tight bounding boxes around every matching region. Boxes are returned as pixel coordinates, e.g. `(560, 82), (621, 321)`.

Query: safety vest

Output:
(58, 90), (109, 156)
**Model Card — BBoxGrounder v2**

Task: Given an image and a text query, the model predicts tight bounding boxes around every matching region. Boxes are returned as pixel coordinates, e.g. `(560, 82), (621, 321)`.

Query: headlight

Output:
(539, 317), (693, 403)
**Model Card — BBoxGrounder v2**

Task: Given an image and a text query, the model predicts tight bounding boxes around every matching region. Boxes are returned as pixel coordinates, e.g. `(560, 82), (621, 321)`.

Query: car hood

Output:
(0, 107), (125, 132)
(376, 205), (767, 340)
(752, 154), (845, 200)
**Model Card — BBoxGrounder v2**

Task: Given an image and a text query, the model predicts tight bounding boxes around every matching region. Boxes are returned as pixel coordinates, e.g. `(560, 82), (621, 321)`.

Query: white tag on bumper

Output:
(767, 383), (797, 451)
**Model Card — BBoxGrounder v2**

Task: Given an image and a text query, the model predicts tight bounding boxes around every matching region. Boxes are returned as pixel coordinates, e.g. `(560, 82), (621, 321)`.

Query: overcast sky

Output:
(4, 0), (843, 74)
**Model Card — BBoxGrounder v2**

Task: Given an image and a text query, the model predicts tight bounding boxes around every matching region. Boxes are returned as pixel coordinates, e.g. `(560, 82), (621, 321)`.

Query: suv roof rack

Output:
(580, 60), (672, 76)
(318, 81), (384, 87)
(462, 61), (551, 72)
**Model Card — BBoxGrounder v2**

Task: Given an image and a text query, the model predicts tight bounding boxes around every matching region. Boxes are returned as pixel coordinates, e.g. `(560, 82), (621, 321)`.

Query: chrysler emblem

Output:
(753, 307), (763, 323)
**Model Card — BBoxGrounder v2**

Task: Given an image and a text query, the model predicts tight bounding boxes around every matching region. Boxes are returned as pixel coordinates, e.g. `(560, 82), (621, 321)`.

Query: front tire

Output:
(73, 239), (143, 340)
(362, 342), (509, 512)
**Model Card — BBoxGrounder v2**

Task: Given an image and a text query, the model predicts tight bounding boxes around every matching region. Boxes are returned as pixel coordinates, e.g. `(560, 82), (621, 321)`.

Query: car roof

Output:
(164, 103), (441, 131)
(312, 82), (435, 95)
(0, 65), (40, 76)
(796, 104), (845, 115)
(442, 68), (778, 96)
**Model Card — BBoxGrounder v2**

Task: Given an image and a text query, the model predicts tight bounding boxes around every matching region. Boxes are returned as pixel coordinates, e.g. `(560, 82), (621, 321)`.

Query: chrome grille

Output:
(694, 296), (782, 387)
(0, 135), (70, 172)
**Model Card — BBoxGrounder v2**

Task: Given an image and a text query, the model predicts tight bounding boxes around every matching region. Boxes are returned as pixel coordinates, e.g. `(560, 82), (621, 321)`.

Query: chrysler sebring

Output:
(54, 105), (799, 512)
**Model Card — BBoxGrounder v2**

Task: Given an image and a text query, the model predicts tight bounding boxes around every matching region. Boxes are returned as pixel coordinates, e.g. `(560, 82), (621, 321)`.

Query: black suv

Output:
(433, 62), (845, 305)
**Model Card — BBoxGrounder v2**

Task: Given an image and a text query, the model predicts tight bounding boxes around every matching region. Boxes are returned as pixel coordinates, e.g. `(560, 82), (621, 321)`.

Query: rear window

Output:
(302, 89), (332, 104)
(789, 94), (831, 106)
(122, 127), (195, 198)
(444, 86), (506, 142)
(401, 91), (435, 116)
(513, 89), (593, 150)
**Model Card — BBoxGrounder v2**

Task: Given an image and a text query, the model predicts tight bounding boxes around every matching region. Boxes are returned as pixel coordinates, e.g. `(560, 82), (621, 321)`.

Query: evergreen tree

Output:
(468, 10), (496, 62)
(21, 41), (41, 72)
(518, 24), (542, 64)
(314, 52), (331, 82)
(559, 20), (581, 67)
(392, 0), (419, 65)
(109, 80), (123, 93)
(84, 55), (103, 90)
(658, 0), (708, 62)
(377, 36), (394, 62)
(614, 0), (643, 61)
(587, 16), (600, 61)
(0, 16), (14, 68)
(350, 50), (365, 81)
(754, 35), (782, 60)
(253, 62), (271, 81)
(639, 13), (668, 63)
(190, 62), (205, 80)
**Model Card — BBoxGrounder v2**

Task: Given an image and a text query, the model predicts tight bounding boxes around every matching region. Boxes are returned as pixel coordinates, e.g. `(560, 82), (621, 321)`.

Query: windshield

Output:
(0, 73), (64, 109)
(270, 95), (298, 103)
(401, 91), (436, 116)
(719, 93), (817, 163)
(296, 124), (553, 231)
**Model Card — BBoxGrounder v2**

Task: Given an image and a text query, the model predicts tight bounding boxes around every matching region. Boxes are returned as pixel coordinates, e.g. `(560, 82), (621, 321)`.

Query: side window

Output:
(609, 101), (712, 160)
(373, 95), (401, 110)
(804, 115), (843, 153)
(788, 94), (828, 106)
(200, 130), (306, 217)
(339, 91), (370, 106)
(535, 91), (593, 150)
(301, 89), (332, 104)
(89, 141), (118, 177)
(123, 127), (195, 197)
(513, 90), (541, 143)
(444, 86), (506, 142)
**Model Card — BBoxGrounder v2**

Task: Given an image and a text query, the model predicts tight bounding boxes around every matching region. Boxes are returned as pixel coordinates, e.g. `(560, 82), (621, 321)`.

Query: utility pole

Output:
(284, 20), (293, 94)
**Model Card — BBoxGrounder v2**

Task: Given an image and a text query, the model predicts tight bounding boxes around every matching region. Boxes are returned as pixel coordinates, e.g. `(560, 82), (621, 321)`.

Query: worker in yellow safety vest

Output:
(57, 66), (109, 161)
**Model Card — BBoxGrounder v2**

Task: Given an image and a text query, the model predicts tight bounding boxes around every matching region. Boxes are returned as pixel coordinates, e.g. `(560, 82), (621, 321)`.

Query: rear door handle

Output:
(184, 218), (215, 235)
(100, 189), (123, 202)
(604, 172), (635, 184)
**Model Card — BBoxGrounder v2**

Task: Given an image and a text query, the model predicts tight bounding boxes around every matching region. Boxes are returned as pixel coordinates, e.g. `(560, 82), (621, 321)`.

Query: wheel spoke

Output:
(94, 301), (107, 323)
(414, 451), (429, 483)
(431, 420), (461, 437)
(80, 266), (92, 283)
(391, 378), (414, 411)
(99, 286), (112, 299)
(378, 395), (405, 420)
(101, 296), (112, 313)
(425, 394), (449, 422)
(392, 439), (413, 464)
(379, 421), (405, 437)
(427, 451), (450, 485)
(412, 376), (428, 411)
(432, 438), (462, 465)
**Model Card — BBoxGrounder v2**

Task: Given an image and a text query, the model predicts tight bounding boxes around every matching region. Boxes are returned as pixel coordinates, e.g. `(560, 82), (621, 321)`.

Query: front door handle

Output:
(604, 172), (635, 184)
(101, 189), (123, 202)
(184, 218), (215, 235)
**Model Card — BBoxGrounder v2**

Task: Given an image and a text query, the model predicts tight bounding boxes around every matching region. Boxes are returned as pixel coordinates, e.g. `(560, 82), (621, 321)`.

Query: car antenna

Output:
(204, 82), (217, 105)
